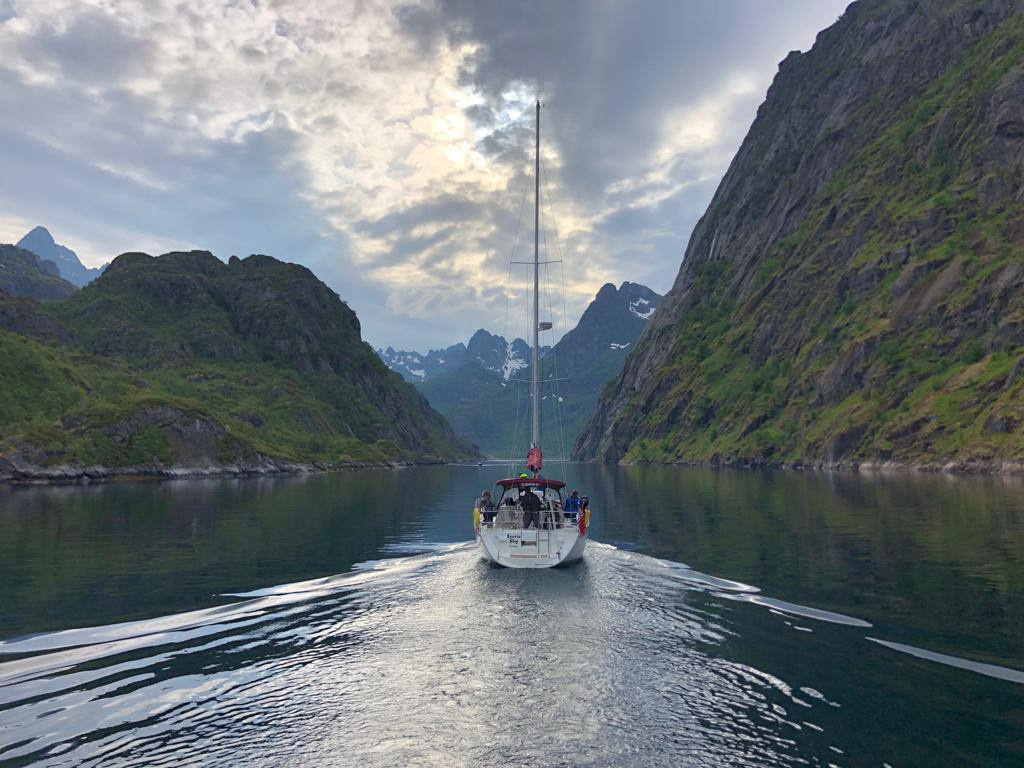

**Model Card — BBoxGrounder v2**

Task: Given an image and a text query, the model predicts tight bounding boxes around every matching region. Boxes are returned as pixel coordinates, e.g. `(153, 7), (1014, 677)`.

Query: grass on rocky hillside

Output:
(621, 16), (1024, 466)
(0, 330), (427, 468)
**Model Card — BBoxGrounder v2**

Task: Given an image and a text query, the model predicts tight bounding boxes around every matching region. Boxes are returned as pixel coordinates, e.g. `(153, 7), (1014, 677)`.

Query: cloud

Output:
(0, 0), (849, 349)
(19, 7), (153, 84)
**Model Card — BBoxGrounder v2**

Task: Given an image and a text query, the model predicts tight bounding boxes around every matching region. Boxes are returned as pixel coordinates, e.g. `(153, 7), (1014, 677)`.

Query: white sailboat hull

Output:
(476, 526), (586, 568)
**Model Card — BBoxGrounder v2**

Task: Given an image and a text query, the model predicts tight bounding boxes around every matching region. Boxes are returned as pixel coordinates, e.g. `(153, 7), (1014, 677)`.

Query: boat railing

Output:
(479, 504), (579, 531)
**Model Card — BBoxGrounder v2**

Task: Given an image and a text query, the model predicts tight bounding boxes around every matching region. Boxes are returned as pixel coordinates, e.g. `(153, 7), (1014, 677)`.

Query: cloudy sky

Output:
(0, 0), (848, 350)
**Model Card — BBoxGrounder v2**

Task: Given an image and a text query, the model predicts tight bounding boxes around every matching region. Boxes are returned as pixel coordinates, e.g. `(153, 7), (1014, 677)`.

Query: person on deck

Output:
(477, 490), (496, 522)
(565, 489), (581, 521)
(520, 486), (542, 529)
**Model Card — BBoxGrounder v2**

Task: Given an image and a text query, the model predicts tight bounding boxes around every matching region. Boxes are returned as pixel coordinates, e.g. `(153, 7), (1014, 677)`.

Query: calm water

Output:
(1, 465), (1022, 767)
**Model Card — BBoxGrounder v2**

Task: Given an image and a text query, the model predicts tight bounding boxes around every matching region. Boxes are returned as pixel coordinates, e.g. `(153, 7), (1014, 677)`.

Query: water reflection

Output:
(0, 546), (881, 766)
(590, 466), (1024, 663)
(1, 465), (1023, 766)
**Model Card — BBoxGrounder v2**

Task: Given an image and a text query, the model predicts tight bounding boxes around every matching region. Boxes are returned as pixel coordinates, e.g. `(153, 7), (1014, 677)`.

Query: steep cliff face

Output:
(576, 0), (1024, 470)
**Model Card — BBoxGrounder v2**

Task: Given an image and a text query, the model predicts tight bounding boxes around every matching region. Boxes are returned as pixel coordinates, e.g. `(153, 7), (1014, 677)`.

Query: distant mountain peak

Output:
(378, 281), (661, 394)
(465, 328), (532, 379)
(405, 280), (662, 456)
(16, 226), (106, 287)
(467, 327), (501, 349)
(378, 327), (546, 385)
(583, 282), (659, 320)
(377, 340), (468, 383)
(23, 225), (55, 244)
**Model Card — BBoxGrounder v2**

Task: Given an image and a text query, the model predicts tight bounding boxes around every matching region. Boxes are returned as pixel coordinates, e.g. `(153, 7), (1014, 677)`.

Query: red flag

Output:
(527, 447), (543, 472)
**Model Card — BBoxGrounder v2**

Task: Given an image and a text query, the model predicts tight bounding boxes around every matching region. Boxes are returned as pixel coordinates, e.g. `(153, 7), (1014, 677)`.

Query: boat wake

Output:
(1, 543), (1020, 767)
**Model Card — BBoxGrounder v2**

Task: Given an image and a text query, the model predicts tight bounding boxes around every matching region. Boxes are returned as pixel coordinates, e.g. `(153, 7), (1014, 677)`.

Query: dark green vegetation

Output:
(416, 282), (660, 456)
(0, 244), (77, 300)
(416, 346), (520, 456)
(0, 250), (475, 480)
(577, 0), (1024, 471)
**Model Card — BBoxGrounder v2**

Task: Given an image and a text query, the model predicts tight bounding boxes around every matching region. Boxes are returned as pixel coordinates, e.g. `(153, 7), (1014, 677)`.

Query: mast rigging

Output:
(531, 98), (541, 463)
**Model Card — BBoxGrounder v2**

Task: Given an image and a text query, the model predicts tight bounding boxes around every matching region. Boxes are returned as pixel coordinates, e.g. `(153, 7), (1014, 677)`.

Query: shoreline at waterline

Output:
(0, 456), (445, 486)
(604, 456), (1024, 476)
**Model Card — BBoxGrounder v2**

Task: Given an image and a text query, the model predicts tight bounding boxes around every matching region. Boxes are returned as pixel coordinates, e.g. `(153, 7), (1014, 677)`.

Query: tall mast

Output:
(531, 98), (541, 454)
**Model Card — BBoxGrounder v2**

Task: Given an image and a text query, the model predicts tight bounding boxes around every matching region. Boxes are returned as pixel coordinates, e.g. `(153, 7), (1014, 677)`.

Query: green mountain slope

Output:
(576, 0), (1024, 471)
(0, 244), (77, 300)
(0, 251), (475, 480)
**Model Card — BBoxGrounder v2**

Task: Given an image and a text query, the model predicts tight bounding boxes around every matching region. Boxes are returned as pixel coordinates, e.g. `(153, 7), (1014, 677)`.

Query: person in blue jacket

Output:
(565, 489), (581, 521)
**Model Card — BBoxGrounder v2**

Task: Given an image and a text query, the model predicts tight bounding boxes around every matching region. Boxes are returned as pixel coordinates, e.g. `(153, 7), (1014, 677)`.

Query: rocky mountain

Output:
(552, 282), (662, 394)
(465, 329), (536, 380)
(0, 249), (476, 481)
(0, 244), (77, 300)
(414, 282), (661, 456)
(576, 0), (1024, 472)
(0, 290), (70, 344)
(378, 330), (541, 384)
(17, 226), (105, 287)
(378, 342), (466, 383)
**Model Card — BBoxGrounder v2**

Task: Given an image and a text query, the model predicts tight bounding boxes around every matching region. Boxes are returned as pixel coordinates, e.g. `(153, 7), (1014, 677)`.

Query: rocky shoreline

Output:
(0, 455), (442, 485)
(8, 456), (1023, 484)
(612, 457), (1024, 476)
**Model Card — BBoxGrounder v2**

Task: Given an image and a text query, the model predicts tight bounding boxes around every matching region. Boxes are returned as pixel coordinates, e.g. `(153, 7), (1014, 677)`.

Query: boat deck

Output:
(479, 505), (580, 531)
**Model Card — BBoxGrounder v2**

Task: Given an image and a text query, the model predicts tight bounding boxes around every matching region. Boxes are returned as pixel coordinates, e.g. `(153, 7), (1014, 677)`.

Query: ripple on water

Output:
(0, 543), (1019, 767)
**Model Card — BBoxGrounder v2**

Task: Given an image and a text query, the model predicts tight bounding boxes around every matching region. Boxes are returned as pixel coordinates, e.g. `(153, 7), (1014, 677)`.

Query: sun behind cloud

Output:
(0, 0), (847, 349)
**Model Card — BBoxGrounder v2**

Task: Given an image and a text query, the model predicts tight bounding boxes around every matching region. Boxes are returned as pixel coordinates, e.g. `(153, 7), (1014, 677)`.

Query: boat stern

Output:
(477, 526), (585, 568)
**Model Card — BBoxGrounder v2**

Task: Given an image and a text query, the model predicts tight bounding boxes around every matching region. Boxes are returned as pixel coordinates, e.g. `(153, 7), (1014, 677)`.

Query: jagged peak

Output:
(22, 225), (55, 245)
(468, 327), (501, 343)
(238, 253), (282, 268)
(467, 328), (505, 355)
(104, 252), (154, 273)
(103, 250), (223, 277)
(619, 280), (658, 294)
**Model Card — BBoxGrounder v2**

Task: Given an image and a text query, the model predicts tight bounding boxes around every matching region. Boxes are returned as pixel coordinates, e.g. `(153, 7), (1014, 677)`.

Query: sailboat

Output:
(473, 100), (590, 568)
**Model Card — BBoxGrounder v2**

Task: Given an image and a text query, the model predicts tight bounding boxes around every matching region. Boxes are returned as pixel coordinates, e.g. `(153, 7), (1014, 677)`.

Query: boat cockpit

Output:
(478, 476), (583, 531)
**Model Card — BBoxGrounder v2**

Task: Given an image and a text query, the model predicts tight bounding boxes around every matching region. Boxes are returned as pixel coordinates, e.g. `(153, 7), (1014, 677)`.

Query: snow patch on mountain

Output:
(502, 341), (528, 380)
(629, 298), (655, 319)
